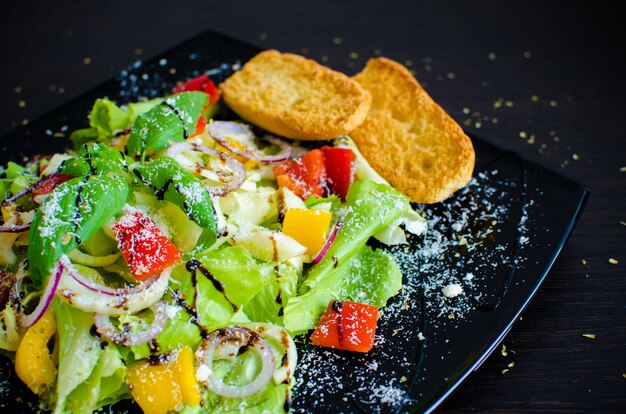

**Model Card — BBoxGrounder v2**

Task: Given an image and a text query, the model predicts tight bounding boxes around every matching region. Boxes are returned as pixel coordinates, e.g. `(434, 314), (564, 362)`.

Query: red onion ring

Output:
(165, 142), (246, 197)
(1, 187), (33, 207)
(1, 173), (73, 208)
(19, 260), (64, 328)
(196, 326), (276, 398)
(312, 221), (343, 264)
(207, 121), (292, 163)
(56, 258), (172, 315)
(64, 258), (158, 296)
(0, 224), (30, 233)
(94, 300), (169, 346)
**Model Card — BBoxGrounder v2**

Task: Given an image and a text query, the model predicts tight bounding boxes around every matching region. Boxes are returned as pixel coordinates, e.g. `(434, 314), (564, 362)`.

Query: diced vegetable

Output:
(282, 208), (332, 256)
(127, 347), (200, 414)
(112, 209), (182, 280)
(15, 309), (57, 394)
(273, 147), (356, 201)
(190, 116), (208, 138)
(31, 172), (74, 198)
(274, 149), (327, 200)
(320, 147), (355, 201)
(174, 347), (202, 407)
(310, 300), (378, 353)
(172, 74), (221, 105)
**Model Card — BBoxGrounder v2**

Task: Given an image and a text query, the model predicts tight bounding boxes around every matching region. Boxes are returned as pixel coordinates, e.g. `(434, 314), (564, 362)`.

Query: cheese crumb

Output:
(196, 364), (210, 382)
(442, 283), (463, 298)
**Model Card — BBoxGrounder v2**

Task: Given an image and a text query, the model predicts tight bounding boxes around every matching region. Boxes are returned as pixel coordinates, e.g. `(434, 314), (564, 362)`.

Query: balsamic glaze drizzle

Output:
(331, 300), (344, 341)
(160, 101), (189, 139)
(71, 177), (89, 244)
(186, 259), (238, 312)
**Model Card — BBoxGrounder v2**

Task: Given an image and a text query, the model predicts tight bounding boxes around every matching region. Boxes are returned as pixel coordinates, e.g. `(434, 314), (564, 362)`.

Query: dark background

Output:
(1, 1), (624, 412)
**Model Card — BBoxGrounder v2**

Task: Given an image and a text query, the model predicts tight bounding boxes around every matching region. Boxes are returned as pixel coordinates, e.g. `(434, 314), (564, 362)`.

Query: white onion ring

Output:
(19, 260), (64, 328)
(196, 326), (276, 398)
(56, 257), (172, 315)
(207, 121), (292, 163)
(165, 142), (246, 197)
(94, 300), (169, 346)
(240, 323), (298, 385)
(312, 221), (343, 264)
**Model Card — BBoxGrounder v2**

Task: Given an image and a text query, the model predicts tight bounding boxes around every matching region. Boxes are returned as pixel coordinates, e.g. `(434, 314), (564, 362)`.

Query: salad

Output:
(0, 73), (426, 413)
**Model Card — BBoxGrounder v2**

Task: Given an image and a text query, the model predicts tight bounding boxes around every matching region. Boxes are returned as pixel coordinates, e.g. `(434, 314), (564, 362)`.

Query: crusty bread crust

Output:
(351, 57), (475, 203)
(219, 50), (371, 140)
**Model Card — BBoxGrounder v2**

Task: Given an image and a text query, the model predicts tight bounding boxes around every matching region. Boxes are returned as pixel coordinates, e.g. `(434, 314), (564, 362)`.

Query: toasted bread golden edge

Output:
(219, 50), (371, 140)
(351, 57), (475, 203)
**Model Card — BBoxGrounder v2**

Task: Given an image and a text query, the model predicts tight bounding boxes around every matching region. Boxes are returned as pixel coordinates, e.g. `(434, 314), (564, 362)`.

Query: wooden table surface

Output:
(1, 1), (624, 412)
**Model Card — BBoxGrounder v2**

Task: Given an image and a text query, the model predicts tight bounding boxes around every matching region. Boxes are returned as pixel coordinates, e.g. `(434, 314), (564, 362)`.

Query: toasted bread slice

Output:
(219, 50), (371, 140)
(351, 57), (475, 203)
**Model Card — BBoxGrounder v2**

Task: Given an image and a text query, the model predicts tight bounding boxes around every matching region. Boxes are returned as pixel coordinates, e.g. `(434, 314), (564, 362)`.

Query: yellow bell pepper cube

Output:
(282, 208), (332, 255)
(173, 346), (201, 406)
(15, 310), (57, 394)
(127, 346), (200, 414)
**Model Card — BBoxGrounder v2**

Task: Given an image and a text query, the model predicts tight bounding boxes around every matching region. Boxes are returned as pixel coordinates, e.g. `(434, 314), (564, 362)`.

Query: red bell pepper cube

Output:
(190, 116), (208, 138)
(31, 173), (74, 198)
(310, 300), (379, 353)
(273, 149), (327, 200)
(172, 74), (220, 105)
(112, 210), (182, 280)
(321, 147), (355, 201)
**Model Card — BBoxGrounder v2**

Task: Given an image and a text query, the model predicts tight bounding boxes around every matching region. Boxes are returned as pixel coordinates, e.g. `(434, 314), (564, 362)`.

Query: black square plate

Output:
(0, 31), (588, 413)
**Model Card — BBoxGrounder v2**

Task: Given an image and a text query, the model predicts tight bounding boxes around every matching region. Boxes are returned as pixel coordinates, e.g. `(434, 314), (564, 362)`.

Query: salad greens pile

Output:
(0, 79), (426, 414)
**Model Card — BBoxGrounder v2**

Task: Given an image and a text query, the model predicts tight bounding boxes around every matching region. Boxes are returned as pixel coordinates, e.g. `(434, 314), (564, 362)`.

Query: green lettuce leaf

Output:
(64, 345), (130, 414)
(127, 98), (163, 123)
(69, 128), (99, 150)
(126, 91), (208, 157)
(283, 245), (402, 334)
(182, 322), (294, 414)
(170, 245), (272, 332)
(53, 300), (102, 413)
(68, 99), (131, 149)
(192, 383), (290, 414)
(1, 161), (37, 197)
(244, 262), (298, 325)
(283, 288), (333, 336)
(89, 99), (130, 138)
(301, 179), (409, 293)
(131, 306), (202, 359)
(5, 161), (25, 179)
